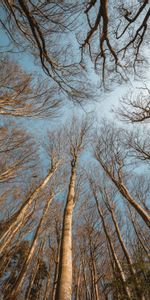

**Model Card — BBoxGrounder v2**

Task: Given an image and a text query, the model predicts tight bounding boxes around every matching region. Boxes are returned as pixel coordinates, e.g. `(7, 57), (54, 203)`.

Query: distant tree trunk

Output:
(93, 191), (131, 300)
(82, 256), (90, 300)
(55, 157), (77, 300)
(93, 259), (100, 300)
(0, 247), (15, 277)
(107, 197), (145, 300)
(75, 264), (81, 300)
(25, 263), (39, 300)
(88, 237), (100, 300)
(0, 161), (60, 256)
(25, 241), (44, 300)
(129, 207), (150, 260)
(44, 270), (51, 300)
(8, 193), (54, 299)
(52, 239), (61, 300)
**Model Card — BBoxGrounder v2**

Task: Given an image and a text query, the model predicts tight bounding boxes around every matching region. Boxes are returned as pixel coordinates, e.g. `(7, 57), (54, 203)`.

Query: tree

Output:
(1, 240), (30, 299)
(55, 117), (91, 300)
(81, 0), (150, 85)
(0, 56), (61, 118)
(116, 87), (150, 123)
(94, 121), (150, 228)
(0, 1), (93, 101)
(9, 192), (54, 299)
(1, 1), (149, 89)
(0, 129), (63, 256)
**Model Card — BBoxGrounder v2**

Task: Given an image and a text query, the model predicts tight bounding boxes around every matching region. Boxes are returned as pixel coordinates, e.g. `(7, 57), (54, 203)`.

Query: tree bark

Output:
(55, 159), (77, 300)
(52, 239), (61, 300)
(93, 191), (131, 300)
(25, 241), (44, 300)
(8, 193), (54, 299)
(107, 198), (145, 300)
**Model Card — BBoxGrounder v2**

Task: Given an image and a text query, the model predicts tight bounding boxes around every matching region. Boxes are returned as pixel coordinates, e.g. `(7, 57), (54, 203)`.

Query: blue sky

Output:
(0, 18), (150, 135)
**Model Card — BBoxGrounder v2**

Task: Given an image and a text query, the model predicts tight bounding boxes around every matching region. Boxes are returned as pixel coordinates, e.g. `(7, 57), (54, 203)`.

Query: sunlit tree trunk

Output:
(0, 161), (60, 256)
(55, 158), (77, 300)
(9, 193), (54, 299)
(93, 191), (131, 300)
(93, 259), (100, 300)
(107, 197), (145, 300)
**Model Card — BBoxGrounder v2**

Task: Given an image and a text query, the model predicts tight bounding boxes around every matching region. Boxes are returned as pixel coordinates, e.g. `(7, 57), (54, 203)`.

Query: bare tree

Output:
(81, 0), (150, 85)
(94, 122), (150, 228)
(116, 88), (150, 123)
(0, 129), (63, 256)
(90, 182), (131, 299)
(0, 123), (34, 184)
(1, 1), (149, 89)
(123, 126), (150, 162)
(0, 2), (93, 101)
(55, 117), (91, 300)
(0, 57), (61, 118)
(8, 191), (54, 299)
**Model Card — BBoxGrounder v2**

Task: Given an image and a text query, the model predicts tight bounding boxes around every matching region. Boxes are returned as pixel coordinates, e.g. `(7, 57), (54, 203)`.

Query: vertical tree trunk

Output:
(25, 241), (44, 300)
(0, 162), (60, 256)
(89, 238), (100, 300)
(75, 264), (81, 300)
(44, 270), (51, 300)
(55, 159), (77, 300)
(107, 197), (145, 300)
(82, 256), (90, 300)
(93, 191), (131, 300)
(93, 259), (100, 300)
(52, 240), (61, 300)
(25, 262), (39, 300)
(8, 193), (54, 299)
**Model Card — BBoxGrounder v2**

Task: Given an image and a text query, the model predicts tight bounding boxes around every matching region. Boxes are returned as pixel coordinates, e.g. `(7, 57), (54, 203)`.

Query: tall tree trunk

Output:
(52, 239), (61, 300)
(25, 262), (39, 300)
(92, 259), (100, 300)
(82, 256), (90, 300)
(107, 197), (145, 300)
(128, 207), (150, 260)
(93, 191), (131, 300)
(44, 270), (51, 300)
(75, 264), (81, 300)
(0, 161), (60, 256)
(89, 238), (100, 300)
(25, 241), (44, 300)
(55, 158), (77, 300)
(8, 193), (54, 299)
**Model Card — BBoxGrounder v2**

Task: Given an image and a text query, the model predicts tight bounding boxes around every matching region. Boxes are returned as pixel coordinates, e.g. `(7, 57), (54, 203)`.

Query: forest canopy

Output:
(0, 1), (150, 300)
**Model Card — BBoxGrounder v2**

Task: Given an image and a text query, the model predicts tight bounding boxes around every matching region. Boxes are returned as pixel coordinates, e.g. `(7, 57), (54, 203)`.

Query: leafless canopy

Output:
(0, 1), (149, 90)
(0, 56), (62, 118)
(116, 87), (150, 123)
(81, 0), (150, 85)
(1, 1), (93, 101)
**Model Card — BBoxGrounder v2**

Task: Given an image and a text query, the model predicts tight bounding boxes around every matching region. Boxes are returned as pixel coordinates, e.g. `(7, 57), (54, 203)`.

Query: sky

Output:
(0, 9), (150, 138)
